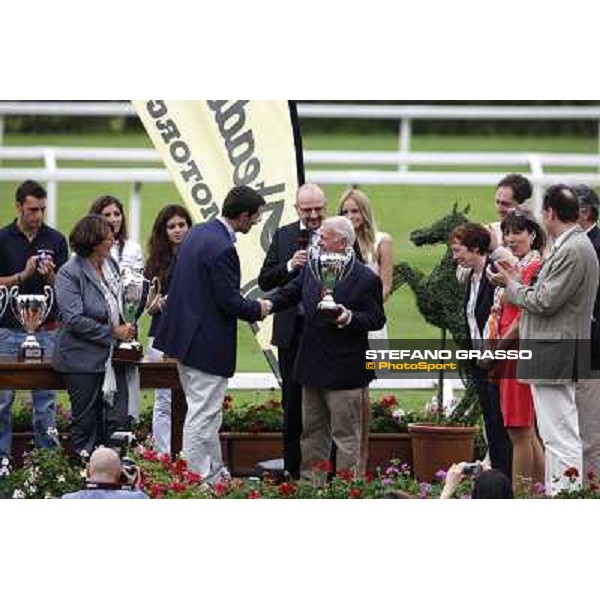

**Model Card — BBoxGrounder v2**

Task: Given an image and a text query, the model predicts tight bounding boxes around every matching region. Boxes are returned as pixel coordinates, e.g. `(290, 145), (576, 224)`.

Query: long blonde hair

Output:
(337, 186), (378, 263)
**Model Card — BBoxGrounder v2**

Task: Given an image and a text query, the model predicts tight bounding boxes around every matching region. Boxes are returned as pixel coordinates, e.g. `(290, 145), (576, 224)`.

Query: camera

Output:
(107, 431), (136, 458)
(462, 462), (482, 477)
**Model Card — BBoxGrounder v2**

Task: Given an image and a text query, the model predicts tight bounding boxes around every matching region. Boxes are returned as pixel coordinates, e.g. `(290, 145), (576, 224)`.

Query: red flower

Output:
(381, 394), (397, 409)
(247, 489), (261, 499)
(312, 460), (333, 473)
(364, 472), (374, 483)
(213, 480), (230, 496)
(348, 487), (362, 499)
(278, 482), (297, 497)
(149, 483), (166, 498)
(337, 469), (355, 482)
(564, 467), (579, 480)
(587, 471), (596, 481)
(184, 471), (201, 485)
(141, 448), (158, 461)
(159, 453), (171, 466)
(590, 482), (600, 491)
(169, 481), (187, 493)
(170, 458), (188, 475)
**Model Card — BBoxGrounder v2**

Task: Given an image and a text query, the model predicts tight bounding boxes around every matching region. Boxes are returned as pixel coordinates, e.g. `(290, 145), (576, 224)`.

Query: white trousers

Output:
(532, 382), (582, 495)
(147, 338), (171, 455)
(176, 362), (227, 483)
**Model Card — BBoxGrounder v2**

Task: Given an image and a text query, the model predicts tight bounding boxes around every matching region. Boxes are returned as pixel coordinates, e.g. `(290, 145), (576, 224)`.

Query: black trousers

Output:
(278, 316), (304, 479)
(472, 365), (512, 479)
(63, 368), (129, 457)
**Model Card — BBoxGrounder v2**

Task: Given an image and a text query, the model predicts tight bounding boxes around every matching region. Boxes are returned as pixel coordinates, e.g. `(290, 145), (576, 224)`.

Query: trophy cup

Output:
(0, 285), (9, 320)
(113, 268), (161, 363)
(9, 285), (54, 361)
(307, 245), (355, 318)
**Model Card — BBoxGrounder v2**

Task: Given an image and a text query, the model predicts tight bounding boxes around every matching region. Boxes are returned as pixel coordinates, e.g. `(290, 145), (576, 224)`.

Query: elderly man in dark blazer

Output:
(258, 183), (327, 479)
(264, 216), (385, 479)
(498, 184), (599, 494)
(155, 186), (270, 485)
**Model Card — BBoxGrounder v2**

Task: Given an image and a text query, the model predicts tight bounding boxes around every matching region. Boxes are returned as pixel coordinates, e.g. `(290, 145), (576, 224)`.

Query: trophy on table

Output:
(0, 285), (9, 320)
(113, 267), (161, 363)
(307, 245), (355, 319)
(9, 285), (54, 361)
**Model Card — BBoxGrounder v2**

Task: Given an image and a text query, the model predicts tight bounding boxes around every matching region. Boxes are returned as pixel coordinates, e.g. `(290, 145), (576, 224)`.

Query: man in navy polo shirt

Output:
(0, 180), (68, 462)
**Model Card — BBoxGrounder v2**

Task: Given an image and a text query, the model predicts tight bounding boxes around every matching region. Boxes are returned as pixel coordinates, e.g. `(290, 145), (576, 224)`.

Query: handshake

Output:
(257, 298), (273, 320)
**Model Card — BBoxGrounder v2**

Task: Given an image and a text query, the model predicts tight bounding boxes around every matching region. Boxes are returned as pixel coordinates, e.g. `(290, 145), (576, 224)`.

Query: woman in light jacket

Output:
(88, 195), (144, 273)
(52, 215), (136, 457)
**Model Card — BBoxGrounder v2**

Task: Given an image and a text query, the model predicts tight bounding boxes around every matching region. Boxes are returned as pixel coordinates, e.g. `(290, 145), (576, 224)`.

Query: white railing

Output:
(1, 146), (600, 237)
(1, 101), (600, 160)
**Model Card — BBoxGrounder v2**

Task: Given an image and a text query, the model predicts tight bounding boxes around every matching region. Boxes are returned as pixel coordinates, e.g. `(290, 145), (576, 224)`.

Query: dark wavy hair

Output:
(471, 469), (514, 499)
(144, 204), (193, 286)
(500, 211), (545, 251)
(449, 222), (491, 255)
(88, 195), (128, 256)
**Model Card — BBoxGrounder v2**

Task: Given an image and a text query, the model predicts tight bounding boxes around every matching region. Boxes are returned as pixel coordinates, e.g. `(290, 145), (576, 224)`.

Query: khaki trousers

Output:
(300, 386), (365, 480)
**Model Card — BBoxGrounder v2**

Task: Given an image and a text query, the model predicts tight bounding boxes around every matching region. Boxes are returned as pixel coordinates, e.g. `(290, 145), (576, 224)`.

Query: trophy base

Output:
(18, 345), (44, 362)
(113, 343), (144, 364)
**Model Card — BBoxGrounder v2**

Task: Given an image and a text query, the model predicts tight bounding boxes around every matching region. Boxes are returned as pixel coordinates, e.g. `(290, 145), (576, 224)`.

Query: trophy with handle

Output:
(307, 245), (355, 319)
(0, 285), (9, 321)
(113, 267), (161, 363)
(9, 285), (54, 361)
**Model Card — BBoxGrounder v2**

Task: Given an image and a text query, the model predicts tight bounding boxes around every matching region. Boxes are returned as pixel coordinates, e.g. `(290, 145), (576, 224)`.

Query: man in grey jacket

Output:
(497, 184), (599, 494)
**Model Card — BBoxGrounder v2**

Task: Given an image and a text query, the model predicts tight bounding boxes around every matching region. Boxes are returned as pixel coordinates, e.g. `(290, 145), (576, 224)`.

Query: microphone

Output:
(296, 229), (310, 250)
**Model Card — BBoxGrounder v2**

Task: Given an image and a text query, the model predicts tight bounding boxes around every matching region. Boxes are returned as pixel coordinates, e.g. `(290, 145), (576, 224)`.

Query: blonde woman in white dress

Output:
(338, 186), (394, 473)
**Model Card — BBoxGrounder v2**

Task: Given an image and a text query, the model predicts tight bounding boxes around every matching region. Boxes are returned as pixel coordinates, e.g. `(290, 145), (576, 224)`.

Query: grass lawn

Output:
(0, 129), (595, 386)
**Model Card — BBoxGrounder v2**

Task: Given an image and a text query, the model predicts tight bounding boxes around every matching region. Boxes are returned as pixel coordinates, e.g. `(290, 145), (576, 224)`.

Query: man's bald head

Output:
(295, 183), (327, 230)
(87, 447), (122, 484)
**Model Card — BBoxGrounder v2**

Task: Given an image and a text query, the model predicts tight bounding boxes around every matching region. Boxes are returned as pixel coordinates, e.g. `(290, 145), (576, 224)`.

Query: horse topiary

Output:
(392, 203), (480, 424)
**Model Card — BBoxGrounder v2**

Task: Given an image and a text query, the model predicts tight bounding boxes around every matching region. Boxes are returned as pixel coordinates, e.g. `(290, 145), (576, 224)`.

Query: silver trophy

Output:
(9, 285), (54, 361)
(307, 245), (354, 317)
(113, 267), (161, 362)
(0, 285), (9, 320)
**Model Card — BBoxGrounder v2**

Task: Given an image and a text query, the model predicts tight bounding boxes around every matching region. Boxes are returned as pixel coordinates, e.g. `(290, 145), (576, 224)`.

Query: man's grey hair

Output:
(321, 216), (356, 247)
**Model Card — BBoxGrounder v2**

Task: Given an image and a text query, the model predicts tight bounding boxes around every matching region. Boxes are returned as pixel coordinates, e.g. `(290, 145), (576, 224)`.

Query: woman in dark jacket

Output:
(53, 215), (136, 457)
(144, 204), (192, 455)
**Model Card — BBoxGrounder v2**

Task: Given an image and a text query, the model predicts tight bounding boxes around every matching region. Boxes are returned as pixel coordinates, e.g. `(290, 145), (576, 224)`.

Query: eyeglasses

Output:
(298, 206), (325, 215)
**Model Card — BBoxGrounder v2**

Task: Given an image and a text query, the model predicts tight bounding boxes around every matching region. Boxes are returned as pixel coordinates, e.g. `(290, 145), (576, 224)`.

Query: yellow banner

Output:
(131, 100), (304, 377)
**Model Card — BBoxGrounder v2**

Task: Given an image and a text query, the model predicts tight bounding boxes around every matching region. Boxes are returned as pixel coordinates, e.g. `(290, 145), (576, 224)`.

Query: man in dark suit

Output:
(258, 183), (327, 479)
(574, 184), (600, 483)
(263, 216), (385, 479)
(155, 186), (270, 485)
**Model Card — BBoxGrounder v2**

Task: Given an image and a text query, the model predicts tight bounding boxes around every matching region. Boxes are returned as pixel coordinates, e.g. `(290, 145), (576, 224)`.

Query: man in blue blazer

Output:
(258, 183), (327, 479)
(264, 216), (385, 479)
(155, 186), (270, 485)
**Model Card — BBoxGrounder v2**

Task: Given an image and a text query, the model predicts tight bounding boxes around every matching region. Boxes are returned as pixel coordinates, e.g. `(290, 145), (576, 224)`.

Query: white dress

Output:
(110, 239), (144, 273)
(366, 232), (390, 341)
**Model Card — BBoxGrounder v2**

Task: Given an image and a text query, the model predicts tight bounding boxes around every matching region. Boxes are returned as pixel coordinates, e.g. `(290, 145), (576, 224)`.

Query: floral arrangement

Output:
(2, 445), (598, 500)
(370, 394), (418, 433)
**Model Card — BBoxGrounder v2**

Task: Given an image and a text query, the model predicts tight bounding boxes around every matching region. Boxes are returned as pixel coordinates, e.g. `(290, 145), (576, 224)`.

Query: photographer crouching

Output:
(62, 446), (148, 499)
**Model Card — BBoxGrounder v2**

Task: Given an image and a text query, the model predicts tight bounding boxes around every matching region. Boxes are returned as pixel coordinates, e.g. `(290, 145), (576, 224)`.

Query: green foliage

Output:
(11, 397), (71, 433)
(2, 447), (83, 499)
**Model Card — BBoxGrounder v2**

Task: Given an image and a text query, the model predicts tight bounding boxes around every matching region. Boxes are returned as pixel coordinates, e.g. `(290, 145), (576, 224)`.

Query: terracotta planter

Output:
(219, 432), (283, 477)
(11, 432), (72, 466)
(367, 433), (412, 473)
(408, 423), (478, 482)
